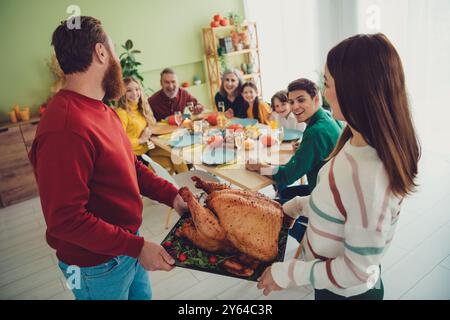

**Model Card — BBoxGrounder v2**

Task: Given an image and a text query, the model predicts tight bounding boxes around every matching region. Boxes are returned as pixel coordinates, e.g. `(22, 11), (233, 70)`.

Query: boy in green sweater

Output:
(246, 78), (342, 241)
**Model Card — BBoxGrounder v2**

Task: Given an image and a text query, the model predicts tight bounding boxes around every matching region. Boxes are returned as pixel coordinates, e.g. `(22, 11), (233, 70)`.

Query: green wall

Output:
(0, 0), (244, 122)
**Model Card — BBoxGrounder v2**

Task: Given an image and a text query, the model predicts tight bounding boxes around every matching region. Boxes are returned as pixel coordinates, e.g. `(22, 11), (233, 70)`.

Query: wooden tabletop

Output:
(150, 123), (295, 191)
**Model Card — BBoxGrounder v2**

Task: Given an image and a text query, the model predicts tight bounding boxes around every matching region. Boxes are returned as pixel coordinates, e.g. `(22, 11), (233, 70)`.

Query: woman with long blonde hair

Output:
(116, 77), (188, 174)
(258, 33), (420, 300)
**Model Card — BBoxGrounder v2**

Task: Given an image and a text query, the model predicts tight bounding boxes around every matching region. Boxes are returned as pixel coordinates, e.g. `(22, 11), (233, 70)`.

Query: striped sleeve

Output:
(272, 198), (392, 290)
(270, 142), (398, 292)
(282, 195), (310, 219)
(271, 222), (388, 289)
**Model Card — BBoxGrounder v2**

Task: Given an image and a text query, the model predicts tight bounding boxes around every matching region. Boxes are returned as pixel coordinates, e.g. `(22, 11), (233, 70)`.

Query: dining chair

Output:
(140, 154), (221, 229)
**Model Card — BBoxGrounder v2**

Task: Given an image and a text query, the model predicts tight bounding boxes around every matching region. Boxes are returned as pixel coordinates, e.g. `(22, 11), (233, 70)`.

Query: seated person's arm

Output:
(115, 109), (150, 153)
(246, 133), (324, 186)
(187, 92), (204, 114)
(271, 135), (325, 186)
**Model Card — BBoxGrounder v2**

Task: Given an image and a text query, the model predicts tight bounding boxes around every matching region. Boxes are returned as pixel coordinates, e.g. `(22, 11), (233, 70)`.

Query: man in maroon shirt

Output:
(29, 16), (188, 300)
(148, 68), (204, 121)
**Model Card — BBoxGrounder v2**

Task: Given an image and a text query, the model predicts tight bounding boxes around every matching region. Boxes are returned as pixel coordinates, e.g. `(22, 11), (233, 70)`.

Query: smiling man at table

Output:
(29, 16), (188, 300)
(246, 78), (342, 241)
(148, 68), (205, 121)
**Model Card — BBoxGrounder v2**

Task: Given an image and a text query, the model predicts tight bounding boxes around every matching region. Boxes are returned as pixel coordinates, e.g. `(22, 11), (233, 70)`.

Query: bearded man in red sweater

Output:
(29, 16), (188, 300)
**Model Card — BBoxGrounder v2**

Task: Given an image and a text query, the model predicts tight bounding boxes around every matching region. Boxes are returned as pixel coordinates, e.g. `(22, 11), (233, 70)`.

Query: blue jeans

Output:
(58, 255), (152, 300)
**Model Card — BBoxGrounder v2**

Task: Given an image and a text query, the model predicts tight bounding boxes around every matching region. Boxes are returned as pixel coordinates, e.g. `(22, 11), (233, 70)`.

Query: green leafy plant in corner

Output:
(217, 47), (228, 73)
(119, 40), (154, 95)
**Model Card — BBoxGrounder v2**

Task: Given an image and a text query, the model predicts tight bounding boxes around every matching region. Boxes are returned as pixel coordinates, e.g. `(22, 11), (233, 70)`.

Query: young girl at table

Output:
(257, 33), (421, 300)
(269, 90), (306, 131)
(116, 77), (188, 174)
(241, 81), (272, 124)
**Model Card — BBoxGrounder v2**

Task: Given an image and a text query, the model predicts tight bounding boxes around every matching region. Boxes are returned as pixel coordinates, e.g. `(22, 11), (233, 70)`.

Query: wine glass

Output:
(278, 127), (285, 145)
(174, 111), (183, 127)
(218, 101), (225, 113)
(234, 131), (245, 165)
(234, 131), (245, 150)
(269, 119), (278, 130)
(202, 121), (210, 144)
(183, 104), (192, 119)
(186, 101), (194, 114)
(193, 120), (203, 135)
(225, 128), (234, 146)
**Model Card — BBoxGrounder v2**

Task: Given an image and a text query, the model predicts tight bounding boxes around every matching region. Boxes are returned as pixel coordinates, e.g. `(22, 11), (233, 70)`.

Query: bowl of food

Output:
(245, 125), (260, 139)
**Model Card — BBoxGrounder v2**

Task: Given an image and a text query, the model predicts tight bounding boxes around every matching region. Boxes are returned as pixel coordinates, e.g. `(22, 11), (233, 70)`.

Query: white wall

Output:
(245, 0), (450, 152)
(244, 0), (362, 100)
(244, 0), (321, 101)
(353, 0), (450, 151)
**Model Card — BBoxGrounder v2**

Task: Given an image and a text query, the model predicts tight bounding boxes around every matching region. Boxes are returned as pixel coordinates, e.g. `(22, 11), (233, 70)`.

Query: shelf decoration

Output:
(202, 21), (262, 109)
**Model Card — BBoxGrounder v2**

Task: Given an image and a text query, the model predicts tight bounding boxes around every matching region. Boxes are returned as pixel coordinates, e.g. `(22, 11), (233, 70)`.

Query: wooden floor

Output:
(1, 148), (449, 300)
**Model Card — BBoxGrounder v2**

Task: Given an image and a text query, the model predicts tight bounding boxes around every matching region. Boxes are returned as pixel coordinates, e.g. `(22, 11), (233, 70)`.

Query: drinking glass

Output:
(225, 129), (234, 145)
(277, 127), (285, 145)
(193, 120), (203, 134)
(186, 101), (194, 113)
(174, 111), (183, 127)
(202, 121), (210, 144)
(234, 131), (245, 150)
(217, 101), (225, 113)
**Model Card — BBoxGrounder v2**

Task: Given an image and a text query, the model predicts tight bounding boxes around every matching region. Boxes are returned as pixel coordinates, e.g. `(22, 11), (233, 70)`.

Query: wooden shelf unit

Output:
(202, 22), (263, 110)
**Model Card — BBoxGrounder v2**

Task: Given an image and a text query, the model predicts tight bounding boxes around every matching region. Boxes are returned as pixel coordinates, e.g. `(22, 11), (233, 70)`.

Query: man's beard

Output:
(164, 87), (179, 99)
(102, 57), (125, 101)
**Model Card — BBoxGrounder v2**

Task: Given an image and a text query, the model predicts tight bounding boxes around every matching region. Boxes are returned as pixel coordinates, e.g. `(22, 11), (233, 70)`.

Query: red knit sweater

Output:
(29, 90), (178, 267)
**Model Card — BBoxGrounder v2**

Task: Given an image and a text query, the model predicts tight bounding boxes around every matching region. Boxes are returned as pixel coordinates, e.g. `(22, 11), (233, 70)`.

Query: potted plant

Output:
(230, 30), (241, 51)
(228, 12), (243, 31)
(193, 75), (201, 86)
(240, 31), (250, 49)
(47, 54), (65, 94)
(217, 47), (227, 71)
(120, 40), (144, 85)
(119, 40), (155, 98)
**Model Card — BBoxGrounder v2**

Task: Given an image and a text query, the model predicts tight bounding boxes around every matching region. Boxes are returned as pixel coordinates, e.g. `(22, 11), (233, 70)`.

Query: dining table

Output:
(150, 118), (297, 191)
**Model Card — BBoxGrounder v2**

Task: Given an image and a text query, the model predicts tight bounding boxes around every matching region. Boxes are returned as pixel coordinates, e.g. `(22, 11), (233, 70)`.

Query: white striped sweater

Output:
(271, 140), (402, 297)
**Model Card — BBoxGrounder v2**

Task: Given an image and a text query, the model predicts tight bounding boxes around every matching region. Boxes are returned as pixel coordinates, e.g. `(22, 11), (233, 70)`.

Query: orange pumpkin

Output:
(207, 113), (218, 126)
(227, 123), (244, 131)
(167, 115), (178, 126)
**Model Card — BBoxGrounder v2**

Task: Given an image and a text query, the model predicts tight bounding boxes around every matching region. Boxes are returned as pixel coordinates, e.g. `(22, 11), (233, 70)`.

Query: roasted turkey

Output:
(176, 176), (283, 276)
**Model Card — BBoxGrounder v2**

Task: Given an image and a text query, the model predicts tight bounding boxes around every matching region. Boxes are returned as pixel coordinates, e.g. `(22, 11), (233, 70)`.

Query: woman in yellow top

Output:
(241, 81), (271, 124)
(116, 77), (188, 174)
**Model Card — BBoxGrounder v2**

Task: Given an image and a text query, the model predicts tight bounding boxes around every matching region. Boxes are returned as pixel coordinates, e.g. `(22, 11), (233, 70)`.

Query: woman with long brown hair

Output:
(116, 77), (188, 174)
(258, 33), (420, 300)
